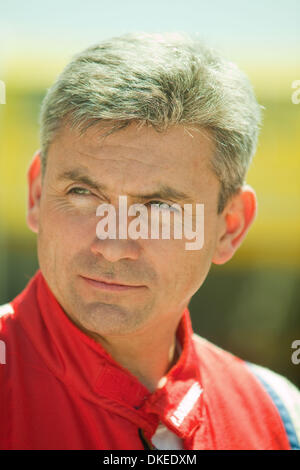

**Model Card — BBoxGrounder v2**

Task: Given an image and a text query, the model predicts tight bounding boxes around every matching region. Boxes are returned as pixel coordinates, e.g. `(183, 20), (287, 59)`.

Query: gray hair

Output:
(39, 32), (262, 212)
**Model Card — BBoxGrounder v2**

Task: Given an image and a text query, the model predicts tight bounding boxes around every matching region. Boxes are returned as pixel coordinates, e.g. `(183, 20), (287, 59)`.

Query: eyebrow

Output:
(58, 169), (108, 193)
(58, 168), (193, 202)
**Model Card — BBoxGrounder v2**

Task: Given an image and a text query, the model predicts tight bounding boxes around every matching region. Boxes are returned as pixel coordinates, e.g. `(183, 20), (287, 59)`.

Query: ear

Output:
(212, 185), (257, 265)
(26, 150), (42, 234)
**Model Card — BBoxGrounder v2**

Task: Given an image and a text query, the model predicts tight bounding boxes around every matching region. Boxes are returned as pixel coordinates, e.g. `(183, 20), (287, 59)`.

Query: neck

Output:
(87, 318), (182, 392)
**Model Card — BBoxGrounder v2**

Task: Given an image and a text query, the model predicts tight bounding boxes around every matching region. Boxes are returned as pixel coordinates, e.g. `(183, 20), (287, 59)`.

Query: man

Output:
(0, 32), (299, 450)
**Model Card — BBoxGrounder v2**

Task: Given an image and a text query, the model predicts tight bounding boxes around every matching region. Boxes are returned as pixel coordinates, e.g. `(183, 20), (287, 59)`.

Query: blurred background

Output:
(0, 0), (299, 386)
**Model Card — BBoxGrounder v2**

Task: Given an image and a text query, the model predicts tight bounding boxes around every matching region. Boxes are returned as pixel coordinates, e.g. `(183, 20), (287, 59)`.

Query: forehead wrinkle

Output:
(76, 147), (170, 170)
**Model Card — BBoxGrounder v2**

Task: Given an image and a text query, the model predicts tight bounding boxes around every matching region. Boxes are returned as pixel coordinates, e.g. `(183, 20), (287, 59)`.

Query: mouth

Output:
(79, 275), (146, 292)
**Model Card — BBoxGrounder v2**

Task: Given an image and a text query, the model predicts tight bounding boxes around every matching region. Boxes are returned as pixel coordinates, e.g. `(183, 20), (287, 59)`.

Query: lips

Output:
(79, 275), (145, 292)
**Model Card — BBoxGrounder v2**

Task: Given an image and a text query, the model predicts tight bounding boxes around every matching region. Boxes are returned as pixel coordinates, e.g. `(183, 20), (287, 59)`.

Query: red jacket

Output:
(0, 270), (297, 450)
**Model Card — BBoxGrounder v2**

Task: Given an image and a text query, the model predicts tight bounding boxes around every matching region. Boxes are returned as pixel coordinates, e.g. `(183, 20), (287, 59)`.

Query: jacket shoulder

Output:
(192, 333), (300, 449)
(245, 362), (300, 450)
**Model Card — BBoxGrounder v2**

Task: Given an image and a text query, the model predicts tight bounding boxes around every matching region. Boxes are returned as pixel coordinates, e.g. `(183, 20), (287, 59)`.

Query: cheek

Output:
(38, 201), (98, 265)
(146, 238), (211, 297)
(175, 249), (212, 298)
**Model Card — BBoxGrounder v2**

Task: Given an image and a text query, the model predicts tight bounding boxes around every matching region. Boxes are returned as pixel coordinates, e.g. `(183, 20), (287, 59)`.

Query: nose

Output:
(90, 237), (142, 263)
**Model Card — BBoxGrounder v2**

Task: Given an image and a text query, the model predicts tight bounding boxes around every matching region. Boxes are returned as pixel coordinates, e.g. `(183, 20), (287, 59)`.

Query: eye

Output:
(67, 187), (92, 196)
(147, 201), (179, 212)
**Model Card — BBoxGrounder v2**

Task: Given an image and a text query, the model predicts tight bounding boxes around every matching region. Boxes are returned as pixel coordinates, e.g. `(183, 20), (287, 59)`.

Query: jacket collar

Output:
(12, 269), (205, 439)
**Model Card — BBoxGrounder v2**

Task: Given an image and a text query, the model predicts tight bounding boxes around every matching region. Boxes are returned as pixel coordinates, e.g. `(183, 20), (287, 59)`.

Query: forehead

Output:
(46, 121), (218, 197)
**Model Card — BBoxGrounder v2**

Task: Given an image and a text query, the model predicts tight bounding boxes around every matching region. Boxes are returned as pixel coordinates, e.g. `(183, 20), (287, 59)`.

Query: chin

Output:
(72, 301), (151, 337)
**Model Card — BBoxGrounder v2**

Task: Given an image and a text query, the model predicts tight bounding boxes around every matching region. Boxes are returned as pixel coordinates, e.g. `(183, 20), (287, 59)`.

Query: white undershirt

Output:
(151, 421), (184, 450)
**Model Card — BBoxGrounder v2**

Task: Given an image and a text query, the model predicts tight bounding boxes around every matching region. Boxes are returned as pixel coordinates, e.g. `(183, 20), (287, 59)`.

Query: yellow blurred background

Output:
(1, 57), (299, 264)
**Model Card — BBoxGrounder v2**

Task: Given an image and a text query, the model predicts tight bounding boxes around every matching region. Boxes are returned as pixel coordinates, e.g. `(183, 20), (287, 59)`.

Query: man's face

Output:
(31, 122), (224, 337)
